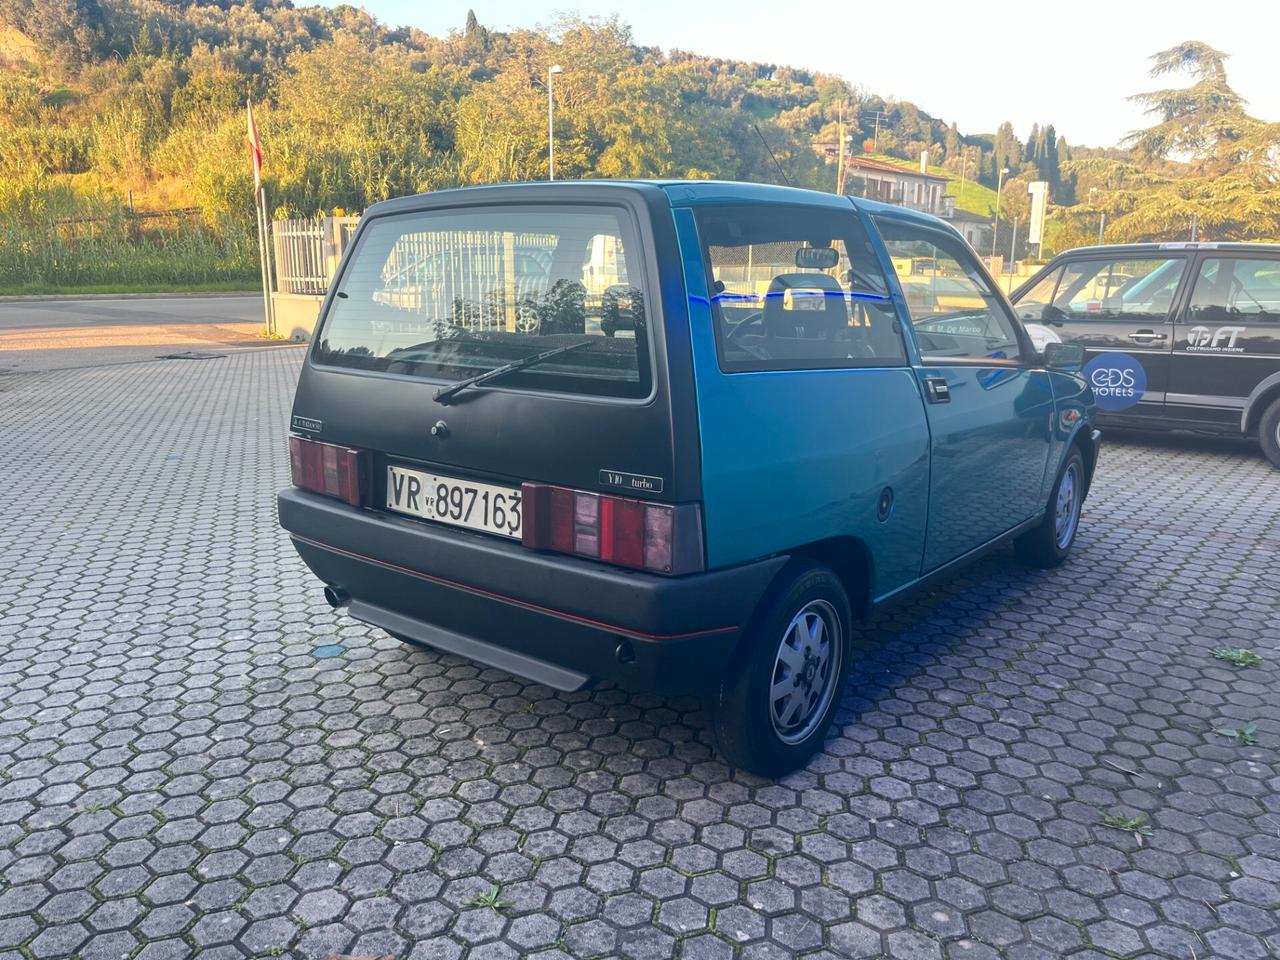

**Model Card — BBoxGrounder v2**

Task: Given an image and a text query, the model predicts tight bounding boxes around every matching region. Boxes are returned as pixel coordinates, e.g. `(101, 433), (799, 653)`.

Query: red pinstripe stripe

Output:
(290, 534), (738, 643)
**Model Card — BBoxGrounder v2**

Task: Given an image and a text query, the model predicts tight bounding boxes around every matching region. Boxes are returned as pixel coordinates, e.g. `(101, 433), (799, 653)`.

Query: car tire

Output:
(710, 561), (851, 778)
(1015, 447), (1086, 568)
(1259, 397), (1280, 469)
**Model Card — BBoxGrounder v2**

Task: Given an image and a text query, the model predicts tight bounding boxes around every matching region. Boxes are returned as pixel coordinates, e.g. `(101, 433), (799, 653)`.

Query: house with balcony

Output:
(844, 156), (950, 215)
(841, 154), (994, 253)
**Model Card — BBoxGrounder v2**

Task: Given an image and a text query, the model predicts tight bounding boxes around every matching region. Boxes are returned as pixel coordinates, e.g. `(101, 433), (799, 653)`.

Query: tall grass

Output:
(0, 178), (259, 293)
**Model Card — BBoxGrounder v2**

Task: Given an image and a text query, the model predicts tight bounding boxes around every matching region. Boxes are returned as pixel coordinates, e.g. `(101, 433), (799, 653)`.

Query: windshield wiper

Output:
(433, 340), (596, 405)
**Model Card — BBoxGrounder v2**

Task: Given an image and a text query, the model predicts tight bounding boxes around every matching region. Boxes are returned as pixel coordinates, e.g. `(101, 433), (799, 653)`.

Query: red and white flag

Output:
(246, 99), (264, 190)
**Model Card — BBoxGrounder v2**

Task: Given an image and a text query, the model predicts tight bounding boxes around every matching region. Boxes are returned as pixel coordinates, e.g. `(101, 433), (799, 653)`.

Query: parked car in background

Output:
(280, 181), (1100, 776)
(1012, 242), (1280, 467)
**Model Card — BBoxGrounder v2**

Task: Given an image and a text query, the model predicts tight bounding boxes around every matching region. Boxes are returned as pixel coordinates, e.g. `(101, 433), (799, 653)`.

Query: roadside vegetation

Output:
(0, 181), (256, 292)
(1, 2), (1277, 293)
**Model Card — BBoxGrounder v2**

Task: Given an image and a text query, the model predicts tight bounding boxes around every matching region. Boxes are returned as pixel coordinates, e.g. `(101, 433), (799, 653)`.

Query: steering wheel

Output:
(1227, 275), (1254, 315)
(724, 310), (765, 343)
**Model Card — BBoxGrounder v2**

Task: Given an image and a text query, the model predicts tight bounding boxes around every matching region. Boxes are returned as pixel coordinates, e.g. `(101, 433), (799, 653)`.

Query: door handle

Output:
(1128, 330), (1168, 342)
(923, 377), (951, 404)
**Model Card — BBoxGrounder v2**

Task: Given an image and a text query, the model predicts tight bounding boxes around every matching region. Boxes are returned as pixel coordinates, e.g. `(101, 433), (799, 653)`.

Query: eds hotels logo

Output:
(1083, 353), (1147, 412)
(1186, 325), (1246, 353)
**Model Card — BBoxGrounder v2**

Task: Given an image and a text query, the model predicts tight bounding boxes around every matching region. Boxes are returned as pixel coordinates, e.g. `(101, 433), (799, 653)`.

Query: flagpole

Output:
(253, 185), (272, 336)
(259, 186), (277, 337)
(247, 99), (273, 337)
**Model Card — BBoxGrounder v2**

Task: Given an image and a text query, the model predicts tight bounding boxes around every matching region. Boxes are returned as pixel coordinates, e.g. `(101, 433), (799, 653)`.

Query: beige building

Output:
(844, 156), (950, 215)
(843, 155), (993, 252)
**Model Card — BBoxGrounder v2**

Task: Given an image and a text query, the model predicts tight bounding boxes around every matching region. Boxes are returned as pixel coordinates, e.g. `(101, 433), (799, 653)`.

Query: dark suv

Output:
(1011, 242), (1280, 467)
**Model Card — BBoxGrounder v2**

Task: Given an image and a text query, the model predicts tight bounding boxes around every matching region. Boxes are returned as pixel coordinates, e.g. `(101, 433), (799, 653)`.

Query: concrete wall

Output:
(271, 292), (323, 341)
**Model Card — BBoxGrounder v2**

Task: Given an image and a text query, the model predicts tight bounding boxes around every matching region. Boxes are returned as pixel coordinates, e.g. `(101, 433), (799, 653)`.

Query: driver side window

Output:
(696, 205), (905, 372)
(876, 219), (1023, 362)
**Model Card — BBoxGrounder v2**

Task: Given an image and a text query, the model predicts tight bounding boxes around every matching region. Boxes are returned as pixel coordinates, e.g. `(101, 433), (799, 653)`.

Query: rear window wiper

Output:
(433, 339), (597, 405)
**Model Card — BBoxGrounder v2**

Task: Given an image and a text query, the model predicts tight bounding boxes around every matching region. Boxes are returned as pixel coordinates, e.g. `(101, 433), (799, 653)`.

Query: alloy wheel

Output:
(769, 599), (842, 745)
(1054, 462), (1081, 549)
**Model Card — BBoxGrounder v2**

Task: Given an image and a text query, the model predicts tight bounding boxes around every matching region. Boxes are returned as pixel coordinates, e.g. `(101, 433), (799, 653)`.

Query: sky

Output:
(316, 0), (1280, 148)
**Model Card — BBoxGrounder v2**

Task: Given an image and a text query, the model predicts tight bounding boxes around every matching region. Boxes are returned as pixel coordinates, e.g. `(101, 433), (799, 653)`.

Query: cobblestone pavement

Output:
(1, 347), (1278, 960)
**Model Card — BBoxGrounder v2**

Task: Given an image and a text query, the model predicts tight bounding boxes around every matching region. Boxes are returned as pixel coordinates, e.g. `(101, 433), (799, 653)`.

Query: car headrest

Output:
(762, 273), (848, 339)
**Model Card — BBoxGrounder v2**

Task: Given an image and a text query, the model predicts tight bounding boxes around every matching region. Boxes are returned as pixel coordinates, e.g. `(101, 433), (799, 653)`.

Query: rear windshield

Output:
(314, 205), (652, 399)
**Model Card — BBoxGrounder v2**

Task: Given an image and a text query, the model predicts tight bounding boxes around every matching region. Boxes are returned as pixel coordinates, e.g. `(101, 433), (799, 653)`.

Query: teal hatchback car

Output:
(279, 181), (1100, 776)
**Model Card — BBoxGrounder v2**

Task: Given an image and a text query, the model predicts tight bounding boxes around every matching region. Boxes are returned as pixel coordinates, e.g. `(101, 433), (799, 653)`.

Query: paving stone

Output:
(1, 347), (1278, 960)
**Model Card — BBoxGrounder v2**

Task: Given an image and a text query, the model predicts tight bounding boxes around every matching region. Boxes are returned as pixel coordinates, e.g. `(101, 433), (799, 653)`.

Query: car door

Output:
(1170, 253), (1280, 429)
(876, 217), (1054, 572)
(1032, 254), (1188, 423)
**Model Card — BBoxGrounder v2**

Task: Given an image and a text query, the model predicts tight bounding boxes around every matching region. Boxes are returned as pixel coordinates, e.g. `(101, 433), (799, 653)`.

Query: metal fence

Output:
(270, 216), (629, 335)
(374, 231), (563, 330)
(272, 216), (359, 295)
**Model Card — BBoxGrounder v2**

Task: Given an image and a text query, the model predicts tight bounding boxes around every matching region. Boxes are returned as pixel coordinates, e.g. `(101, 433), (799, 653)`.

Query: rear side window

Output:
(314, 205), (652, 399)
(1188, 258), (1280, 324)
(695, 205), (905, 371)
(1051, 258), (1185, 322)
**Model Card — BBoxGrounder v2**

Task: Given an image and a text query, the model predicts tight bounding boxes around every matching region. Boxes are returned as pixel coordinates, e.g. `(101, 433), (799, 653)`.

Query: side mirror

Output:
(1042, 304), (1068, 327)
(1043, 341), (1086, 371)
(1015, 301), (1046, 322)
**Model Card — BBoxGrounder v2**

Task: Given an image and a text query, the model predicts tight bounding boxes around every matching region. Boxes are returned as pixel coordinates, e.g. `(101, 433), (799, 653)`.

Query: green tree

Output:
(1083, 41), (1280, 241)
(0, 0), (109, 66)
(1125, 41), (1256, 169)
(991, 121), (1021, 183)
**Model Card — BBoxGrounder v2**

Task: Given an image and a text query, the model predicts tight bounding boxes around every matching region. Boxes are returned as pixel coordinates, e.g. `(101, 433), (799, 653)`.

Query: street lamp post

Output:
(1010, 215), (1020, 270)
(990, 166), (1010, 260)
(1090, 187), (1105, 243)
(547, 64), (563, 181)
(835, 134), (852, 195)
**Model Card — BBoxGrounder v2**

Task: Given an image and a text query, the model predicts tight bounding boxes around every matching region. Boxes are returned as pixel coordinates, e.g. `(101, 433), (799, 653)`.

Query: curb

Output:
(0, 291), (260, 304)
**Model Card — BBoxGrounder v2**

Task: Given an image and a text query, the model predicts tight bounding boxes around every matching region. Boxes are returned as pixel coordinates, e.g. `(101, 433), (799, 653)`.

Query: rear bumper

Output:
(277, 488), (787, 693)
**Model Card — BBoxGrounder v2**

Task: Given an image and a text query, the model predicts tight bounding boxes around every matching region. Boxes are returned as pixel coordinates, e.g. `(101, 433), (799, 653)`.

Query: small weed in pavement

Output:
(1102, 812), (1153, 836)
(466, 883), (514, 911)
(1214, 722), (1258, 745)
(1213, 646), (1262, 667)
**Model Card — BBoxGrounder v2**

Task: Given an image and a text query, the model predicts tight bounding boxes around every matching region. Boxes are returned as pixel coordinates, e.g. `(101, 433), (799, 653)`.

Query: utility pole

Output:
(547, 64), (563, 181)
(990, 166), (1010, 260)
(1190, 213), (1198, 242)
(835, 101), (845, 195)
(861, 110), (889, 154)
(1098, 212), (1105, 244)
(1009, 215), (1020, 271)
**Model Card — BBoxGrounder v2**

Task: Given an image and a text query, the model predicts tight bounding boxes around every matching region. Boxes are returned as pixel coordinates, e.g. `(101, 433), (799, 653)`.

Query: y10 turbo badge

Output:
(1084, 353), (1146, 411)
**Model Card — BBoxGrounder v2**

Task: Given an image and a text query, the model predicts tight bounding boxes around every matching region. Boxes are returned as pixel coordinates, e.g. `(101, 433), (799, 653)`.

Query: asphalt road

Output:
(0, 295), (296, 373)
(0, 295), (261, 332)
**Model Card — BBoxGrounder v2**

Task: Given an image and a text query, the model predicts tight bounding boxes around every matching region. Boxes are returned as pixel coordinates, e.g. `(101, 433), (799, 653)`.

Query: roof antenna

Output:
(752, 124), (792, 187)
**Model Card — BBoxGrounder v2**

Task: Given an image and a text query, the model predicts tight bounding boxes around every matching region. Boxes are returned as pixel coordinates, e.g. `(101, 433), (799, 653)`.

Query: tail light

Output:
(522, 483), (704, 575)
(289, 435), (369, 506)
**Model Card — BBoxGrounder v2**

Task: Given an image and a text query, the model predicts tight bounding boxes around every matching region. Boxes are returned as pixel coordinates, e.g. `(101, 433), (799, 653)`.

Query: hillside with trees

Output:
(1, 1), (1277, 292)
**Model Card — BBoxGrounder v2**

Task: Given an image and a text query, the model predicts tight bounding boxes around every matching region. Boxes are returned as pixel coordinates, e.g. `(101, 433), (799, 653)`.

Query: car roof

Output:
(1050, 241), (1280, 258)
(649, 180), (941, 223)
(361, 179), (953, 231)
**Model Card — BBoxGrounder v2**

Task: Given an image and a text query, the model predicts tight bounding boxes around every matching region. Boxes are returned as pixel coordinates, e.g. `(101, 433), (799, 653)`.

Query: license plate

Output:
(385, 465), (522, 540)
